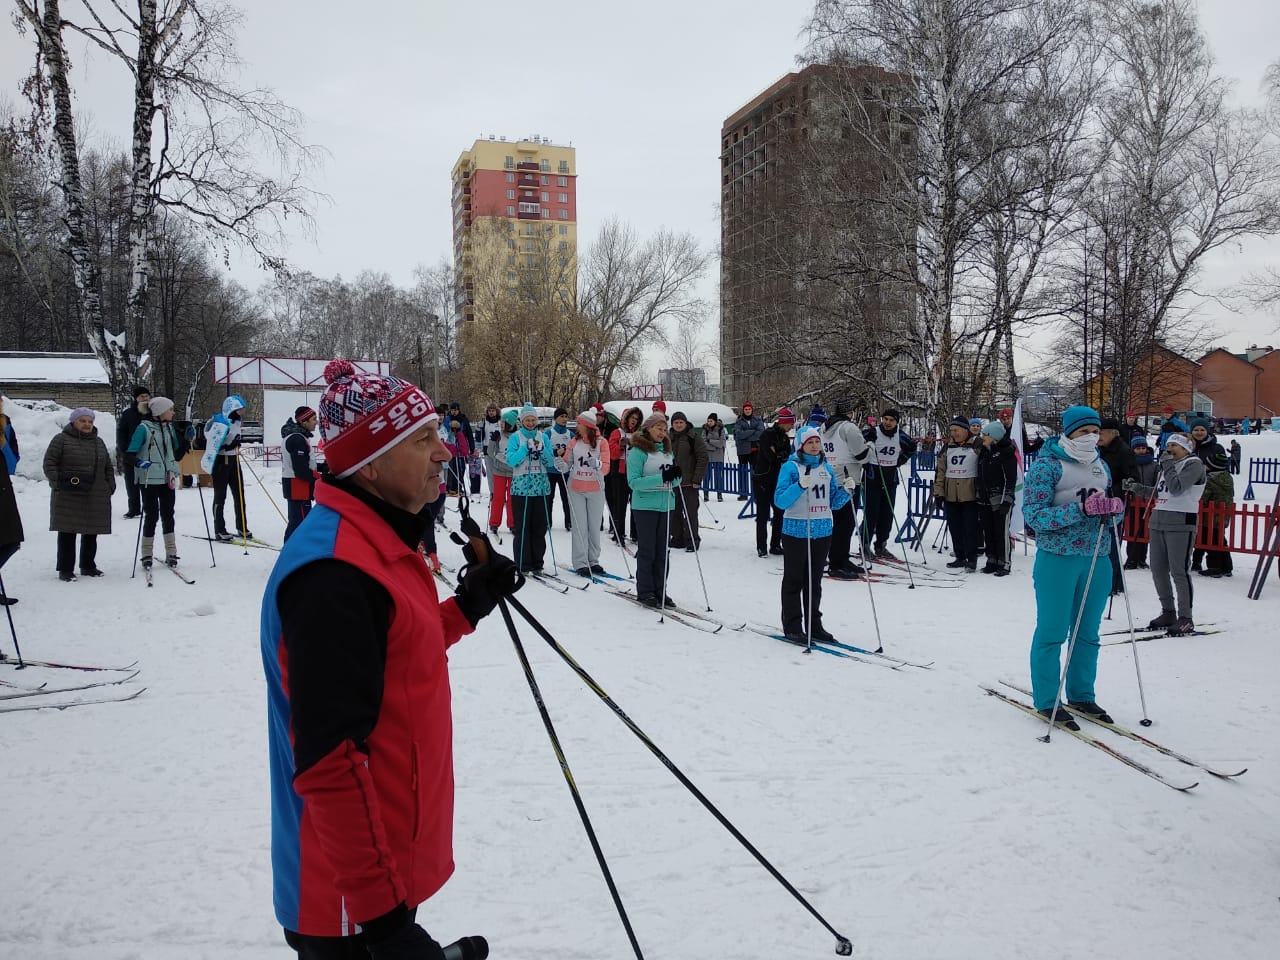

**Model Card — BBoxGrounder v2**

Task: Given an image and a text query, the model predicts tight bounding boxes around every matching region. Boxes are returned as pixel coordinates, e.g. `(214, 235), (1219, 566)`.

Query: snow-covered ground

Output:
(2, 401), (1279, 959)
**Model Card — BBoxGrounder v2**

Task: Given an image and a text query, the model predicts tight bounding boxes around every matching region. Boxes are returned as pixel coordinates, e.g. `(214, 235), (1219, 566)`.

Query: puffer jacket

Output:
(932, 437), (983, 503)
(128, 420), (181, 486)
(773, 450), (851, 538)
(1023, 435), (1113, 556)
(43, 423), (116, 535)
(626, 430), (674, 513)
(609, 408), (642, 465)
(702, 422), (728, 463)
(976, 435), (1018, 507)
(484, 420), (515, 479)
(669, 426), (708, 488)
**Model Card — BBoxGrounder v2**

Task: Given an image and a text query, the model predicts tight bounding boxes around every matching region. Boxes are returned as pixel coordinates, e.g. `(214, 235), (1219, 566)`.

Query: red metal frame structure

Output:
(213, 355), (391, 387)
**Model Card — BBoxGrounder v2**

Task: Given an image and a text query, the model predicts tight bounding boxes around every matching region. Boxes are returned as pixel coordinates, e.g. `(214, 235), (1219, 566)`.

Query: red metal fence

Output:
(1122, 497), (1277, 554)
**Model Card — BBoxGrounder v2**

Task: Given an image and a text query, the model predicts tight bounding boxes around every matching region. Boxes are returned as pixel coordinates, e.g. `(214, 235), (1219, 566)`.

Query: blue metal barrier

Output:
(1244, 457), (1280, 501)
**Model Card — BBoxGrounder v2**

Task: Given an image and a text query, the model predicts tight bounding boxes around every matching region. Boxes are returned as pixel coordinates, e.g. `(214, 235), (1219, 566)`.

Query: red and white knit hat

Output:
(318, 360), (438, 478)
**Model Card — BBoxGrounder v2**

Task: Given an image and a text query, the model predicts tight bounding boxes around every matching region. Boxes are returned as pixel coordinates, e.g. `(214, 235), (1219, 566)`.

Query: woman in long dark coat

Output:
(43, 407), (116, 581)
(0, 397), (23, 604)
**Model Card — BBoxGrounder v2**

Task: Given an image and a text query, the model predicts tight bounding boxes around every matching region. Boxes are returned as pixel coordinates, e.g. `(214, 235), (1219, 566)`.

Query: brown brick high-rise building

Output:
(719, 64), (920, 412)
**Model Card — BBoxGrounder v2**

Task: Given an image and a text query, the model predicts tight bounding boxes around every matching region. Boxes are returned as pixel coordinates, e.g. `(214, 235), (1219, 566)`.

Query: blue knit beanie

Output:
(969, 417), (983, 428)
(981, 420), (1006, 441)
(1061, 405), (1100, 436)
(809, 404), (827, 425)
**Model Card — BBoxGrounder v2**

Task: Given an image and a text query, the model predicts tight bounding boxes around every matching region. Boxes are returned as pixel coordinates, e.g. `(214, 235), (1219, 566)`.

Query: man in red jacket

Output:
(261, 360), (521, 959)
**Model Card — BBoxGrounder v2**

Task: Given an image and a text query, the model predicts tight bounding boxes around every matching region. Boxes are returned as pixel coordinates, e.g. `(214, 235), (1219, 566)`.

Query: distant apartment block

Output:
(451, 137), (577, 328)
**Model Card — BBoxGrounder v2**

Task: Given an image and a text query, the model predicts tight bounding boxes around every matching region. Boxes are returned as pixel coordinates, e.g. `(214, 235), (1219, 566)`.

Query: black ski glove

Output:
(933, 495), (946, 509)
(451, 515), (524, 626)
(660, 463), (682, 483)
(365, 922), (446, 960)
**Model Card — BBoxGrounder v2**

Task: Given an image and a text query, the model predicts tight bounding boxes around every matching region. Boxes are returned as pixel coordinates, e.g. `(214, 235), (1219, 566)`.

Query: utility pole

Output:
(427, 312), (440, 399)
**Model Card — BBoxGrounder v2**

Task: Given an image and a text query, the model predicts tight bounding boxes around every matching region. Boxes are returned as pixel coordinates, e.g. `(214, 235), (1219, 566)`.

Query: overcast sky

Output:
(3, 0), (1277, 380)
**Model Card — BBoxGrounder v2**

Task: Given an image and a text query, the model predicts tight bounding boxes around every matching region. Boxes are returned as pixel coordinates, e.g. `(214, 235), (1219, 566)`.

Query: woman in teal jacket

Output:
(127, 396), (182, 569)
(1023, 406), (1126, 724)
(505, 403), (556, 571)
(627, 412), (678, 607)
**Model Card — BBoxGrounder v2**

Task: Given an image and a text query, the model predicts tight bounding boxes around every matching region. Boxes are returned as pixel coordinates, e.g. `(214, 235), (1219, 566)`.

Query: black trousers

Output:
(862, 472), (898, 549)
(828, 500), (856, 570)
(546, 473), (572, 528)
(781, 534), (830, 635)
(670, 486), (700, 547)
(140, 484), (176, 537)
(211, 455), (248, 534)
(284, 499), (312, 541)
(513, 493), (548, 571)
(606, 464), (630, 541)
(56, 532), (97, 574)
(754, 477), (783, 551)
(284, 907), (419, 959)
(633, 508), (670, 600)
(122, 458), (141, 514)
(979, 504), (1012, 571)
(944, 500), (980, 565)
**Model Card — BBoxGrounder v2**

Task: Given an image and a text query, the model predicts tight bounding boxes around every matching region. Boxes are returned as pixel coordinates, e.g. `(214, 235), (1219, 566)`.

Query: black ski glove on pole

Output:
(451, 514), (524, 627)
(660, 463), (682, 484)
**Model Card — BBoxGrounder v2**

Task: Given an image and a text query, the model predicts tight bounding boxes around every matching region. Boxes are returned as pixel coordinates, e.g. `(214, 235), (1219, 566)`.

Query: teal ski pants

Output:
(1030, 549), (1112, 710)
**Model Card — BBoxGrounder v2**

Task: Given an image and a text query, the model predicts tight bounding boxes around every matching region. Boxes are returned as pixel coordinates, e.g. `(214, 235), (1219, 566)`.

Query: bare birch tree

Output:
(12, 0), (319, 407)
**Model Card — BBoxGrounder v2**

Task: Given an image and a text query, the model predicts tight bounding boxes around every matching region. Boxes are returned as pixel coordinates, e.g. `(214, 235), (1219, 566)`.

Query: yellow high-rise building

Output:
(451, 138), (578, 328)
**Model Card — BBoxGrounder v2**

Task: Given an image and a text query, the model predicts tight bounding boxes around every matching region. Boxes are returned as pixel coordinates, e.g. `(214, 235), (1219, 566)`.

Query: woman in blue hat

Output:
(1022, 405), (1126, 725)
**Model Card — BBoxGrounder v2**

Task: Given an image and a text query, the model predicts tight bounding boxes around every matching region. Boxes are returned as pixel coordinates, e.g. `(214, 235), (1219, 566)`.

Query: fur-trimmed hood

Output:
(630, 430), (671, 455)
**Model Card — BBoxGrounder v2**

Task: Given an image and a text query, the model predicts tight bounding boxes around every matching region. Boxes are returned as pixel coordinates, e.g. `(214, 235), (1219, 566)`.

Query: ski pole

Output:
(804, 469), (813, 653)
(196, 473), (216, 568)
(239, 451), (289, 526)
(233, 452), (250, 554)
(659, 479), (673, 621)
(700, 497), (726, 530)
(541, 487), (559, 573)
(876, 468), (918, 588)
(854, 513), (886, 654)
(675, 485), (712, 611)
(130, 506), (144, 579)
(1111, 521), (1152, 725)
(0, 569), (25, 668)
(496, 600), (645, 960)
(504, 594), (855, 957)
(1043, 521), (1108, 743)
(605, 497), (634, 580)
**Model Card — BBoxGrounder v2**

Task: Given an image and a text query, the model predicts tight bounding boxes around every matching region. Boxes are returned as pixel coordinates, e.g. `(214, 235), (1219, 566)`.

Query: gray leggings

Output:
(1149, 526), (1195, 618)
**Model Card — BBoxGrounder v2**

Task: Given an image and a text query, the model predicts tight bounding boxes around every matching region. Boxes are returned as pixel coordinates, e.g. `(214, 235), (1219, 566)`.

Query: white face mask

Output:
(1061, 432), (1100, 462)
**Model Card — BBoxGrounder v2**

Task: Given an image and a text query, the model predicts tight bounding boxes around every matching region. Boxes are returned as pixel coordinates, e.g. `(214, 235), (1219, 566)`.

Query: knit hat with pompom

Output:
(318, 359), (437, 478)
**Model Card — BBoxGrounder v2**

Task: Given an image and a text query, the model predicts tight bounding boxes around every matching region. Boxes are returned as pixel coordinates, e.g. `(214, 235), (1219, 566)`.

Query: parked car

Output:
(240, 420), (264, 444)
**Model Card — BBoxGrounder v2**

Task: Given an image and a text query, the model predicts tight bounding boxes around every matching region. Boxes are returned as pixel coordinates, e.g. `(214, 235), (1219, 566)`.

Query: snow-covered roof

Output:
(0, 352), (109, 385)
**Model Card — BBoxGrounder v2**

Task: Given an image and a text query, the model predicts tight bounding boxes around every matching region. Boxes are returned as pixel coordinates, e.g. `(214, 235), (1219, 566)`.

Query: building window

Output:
(504, 155), (514, 169)
(526, 255), (537, 267)
(505, 172), (515, 183)
(541, 208), (551, 218)
(558, 209), (568, 219)
(559, 225), (568, 235)
(557, 176), (567, 187)
(507, 239), (516, 249)
(541, 192), (549, 202)
(525, 224), (536, 235)
(558, 160), (569, 173)
(558, 241), (568, 251)
(518, 202), (539, 213)
(507, 255), (516, 265)
(541, 175), (549, 185)
(557, 193), (568, 203)
(506, 205), (515, 216)
(505, 189), (515, 200)
(539, 159), (550, 172)
(507, 271), (517, 281)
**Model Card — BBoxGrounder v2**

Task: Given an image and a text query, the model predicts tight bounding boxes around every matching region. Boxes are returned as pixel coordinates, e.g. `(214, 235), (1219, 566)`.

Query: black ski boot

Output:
(1067, 701), (1114, 724)
(1146, 609), (1176, 631)
(1168, 616), (1196, 636)
(757, 547), (768, 558)
(1038, 706), (1080, 731)
(812, 626), (836, 643)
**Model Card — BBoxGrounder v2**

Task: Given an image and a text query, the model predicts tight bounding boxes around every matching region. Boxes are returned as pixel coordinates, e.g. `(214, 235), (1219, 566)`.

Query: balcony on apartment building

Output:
(516, 160), (539, 172)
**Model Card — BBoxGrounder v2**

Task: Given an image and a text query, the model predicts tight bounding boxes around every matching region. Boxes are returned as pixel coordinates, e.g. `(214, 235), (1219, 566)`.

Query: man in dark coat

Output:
(116, 385), (151, 518)
(753, 408), (795, 557)
(667, 411), (708, 550)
